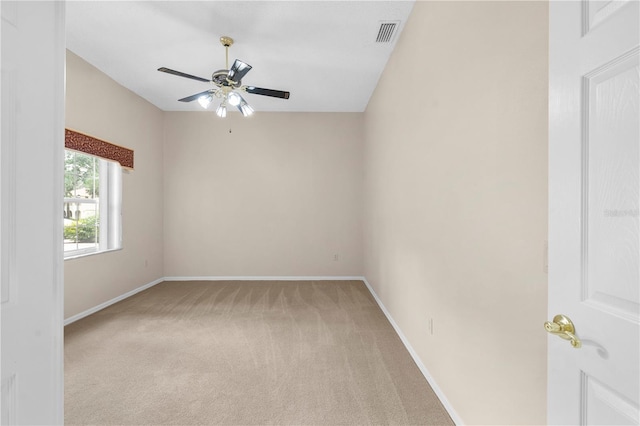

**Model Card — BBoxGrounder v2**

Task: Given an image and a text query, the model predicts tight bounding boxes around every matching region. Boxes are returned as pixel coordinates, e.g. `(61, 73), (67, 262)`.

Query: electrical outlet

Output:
(333, 253), (339, 262)
(429, 318), (434, 335)
(144, 259), (148, 268)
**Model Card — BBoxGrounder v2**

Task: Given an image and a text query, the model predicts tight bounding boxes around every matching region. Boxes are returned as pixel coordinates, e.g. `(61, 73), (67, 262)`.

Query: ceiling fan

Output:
(158, 36), (290, 117)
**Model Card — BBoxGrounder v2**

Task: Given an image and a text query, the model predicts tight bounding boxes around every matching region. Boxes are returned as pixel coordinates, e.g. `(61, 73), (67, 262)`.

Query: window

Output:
(64, 150), (122, 258)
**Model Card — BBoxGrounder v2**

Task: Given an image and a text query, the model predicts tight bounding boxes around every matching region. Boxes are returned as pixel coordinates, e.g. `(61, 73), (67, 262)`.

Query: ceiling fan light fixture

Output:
(216, 103), (227, 118)
(227, 91), (241, 107)
(198, 94), (212, 109)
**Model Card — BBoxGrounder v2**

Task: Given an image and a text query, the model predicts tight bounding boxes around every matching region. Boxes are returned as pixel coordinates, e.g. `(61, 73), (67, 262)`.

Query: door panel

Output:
(582, 373), (639, 425)
(584, 1), (634, 34)
(584, 48), (639, 322)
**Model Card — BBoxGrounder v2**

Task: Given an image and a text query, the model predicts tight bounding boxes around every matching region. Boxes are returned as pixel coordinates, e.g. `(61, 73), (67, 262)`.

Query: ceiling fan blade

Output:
(178, 90), (213, 103)
(245, 86), (290, 99)
(158, 67), (210, 83)
(227, 60), (252, 85)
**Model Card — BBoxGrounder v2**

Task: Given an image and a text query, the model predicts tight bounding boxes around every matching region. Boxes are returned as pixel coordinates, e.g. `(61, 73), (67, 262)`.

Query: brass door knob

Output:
(544, 314), (582, 348)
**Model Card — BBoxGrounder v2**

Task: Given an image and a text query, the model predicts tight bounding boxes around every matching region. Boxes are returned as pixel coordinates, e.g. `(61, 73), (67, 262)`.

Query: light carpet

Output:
(65, 280), (454, 425)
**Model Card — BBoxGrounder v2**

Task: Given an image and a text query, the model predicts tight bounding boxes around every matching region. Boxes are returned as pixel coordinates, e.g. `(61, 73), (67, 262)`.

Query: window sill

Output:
(64, 247), (122, 261)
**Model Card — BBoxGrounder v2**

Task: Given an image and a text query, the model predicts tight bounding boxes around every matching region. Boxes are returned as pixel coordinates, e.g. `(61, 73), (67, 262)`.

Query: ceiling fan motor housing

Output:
(212, 69), (234, 87)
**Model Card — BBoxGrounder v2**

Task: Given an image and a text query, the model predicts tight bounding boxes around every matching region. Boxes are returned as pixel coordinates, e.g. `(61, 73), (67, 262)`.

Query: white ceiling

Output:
(66, 1), (415, 113)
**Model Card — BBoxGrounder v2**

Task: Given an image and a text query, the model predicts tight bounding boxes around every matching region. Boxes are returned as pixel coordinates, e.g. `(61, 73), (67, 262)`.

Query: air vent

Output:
(375, 21), (399, 43)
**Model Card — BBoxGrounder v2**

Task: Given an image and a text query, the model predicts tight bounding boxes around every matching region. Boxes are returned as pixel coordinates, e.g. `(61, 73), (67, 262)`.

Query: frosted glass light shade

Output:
(239, 101), (254, 117)
(216, 103), (227, 118)
(198, 95), (212, 109)
(227, 92), (241, 106)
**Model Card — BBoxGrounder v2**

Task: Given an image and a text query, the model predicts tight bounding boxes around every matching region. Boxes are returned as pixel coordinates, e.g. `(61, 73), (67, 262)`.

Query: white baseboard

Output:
(163, 275), (366, 282)
(361, 277), (463, 426)
(63, 277), (164, 326)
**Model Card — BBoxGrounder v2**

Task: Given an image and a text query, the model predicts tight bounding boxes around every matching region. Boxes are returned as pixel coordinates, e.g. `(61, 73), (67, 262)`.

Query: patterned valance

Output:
(65, 129), (134, 169)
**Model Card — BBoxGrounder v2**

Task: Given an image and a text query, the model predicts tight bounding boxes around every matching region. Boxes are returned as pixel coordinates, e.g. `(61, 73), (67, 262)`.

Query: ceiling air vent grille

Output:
(375, 21), (398, 43)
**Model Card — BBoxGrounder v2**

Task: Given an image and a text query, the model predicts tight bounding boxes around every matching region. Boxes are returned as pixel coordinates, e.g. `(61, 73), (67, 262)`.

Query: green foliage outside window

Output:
(64, 215), (99, 243)
(65, 151), (99, 198)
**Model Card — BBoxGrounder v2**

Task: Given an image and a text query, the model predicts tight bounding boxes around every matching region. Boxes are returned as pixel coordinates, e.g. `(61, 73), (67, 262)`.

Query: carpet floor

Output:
(65, 280), (454, 425)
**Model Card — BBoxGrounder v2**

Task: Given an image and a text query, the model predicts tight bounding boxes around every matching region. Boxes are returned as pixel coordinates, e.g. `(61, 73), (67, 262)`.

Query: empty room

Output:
(1, 1), (638, 425)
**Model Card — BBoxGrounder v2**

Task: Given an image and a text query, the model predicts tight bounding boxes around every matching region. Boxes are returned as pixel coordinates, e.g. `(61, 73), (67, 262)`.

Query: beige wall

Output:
(162, 112), (363, 277)
(363, 2), (548, 425)
(65, 51), (165, 318)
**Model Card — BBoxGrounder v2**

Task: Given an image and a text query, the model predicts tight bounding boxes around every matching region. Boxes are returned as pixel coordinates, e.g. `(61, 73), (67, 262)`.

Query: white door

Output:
(549, 0), (640, 424)
(1, 1), (65, 424)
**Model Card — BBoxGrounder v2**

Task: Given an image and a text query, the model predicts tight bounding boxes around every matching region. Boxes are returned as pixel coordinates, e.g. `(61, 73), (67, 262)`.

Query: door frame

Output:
(1, 1), (65, 423)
